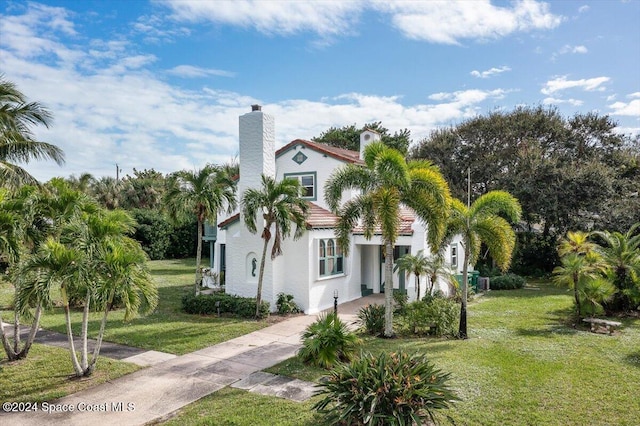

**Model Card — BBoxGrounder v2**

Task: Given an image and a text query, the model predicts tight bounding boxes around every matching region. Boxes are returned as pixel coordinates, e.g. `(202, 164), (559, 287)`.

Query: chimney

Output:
(359, 128), (381, 159)
(239, 106), (275, 198)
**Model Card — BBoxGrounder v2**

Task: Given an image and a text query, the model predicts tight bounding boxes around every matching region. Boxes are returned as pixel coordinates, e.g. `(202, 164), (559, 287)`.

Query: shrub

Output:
(276, 292), (301, 315)
(398, 297), (459, 337)
(393, 290), (409, 314)
(181, 293), (269, 318)
(490, 273), (526, 290)
(298, 313), (360, 369)
(314, 351), (458, 425)
(130, 209), (172, 260)
(357, 304), (385, 336)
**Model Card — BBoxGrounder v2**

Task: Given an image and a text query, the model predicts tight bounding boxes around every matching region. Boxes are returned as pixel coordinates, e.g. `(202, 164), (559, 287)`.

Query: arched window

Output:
(319, 238), (344, 277)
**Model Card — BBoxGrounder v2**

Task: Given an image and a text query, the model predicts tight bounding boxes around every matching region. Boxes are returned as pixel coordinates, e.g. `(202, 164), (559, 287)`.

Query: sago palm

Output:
(552, 251), (604, 319)
(325, 142), (451, 337)
(165, 165), (236, 295)
(242, 174), (309, 318)
(0, 75), (65, 188)
(448, 191), (521, 339)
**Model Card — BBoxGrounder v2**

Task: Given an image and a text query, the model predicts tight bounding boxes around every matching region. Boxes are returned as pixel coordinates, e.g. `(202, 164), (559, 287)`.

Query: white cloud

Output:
(609, 99), (640, 117)
(470, 66), (511, 79)
(372, 0), (562, 44)
(551, 44), (588, 60)
(167, 65), (236, 78)
(542, 97), (584, 107)
(541, 76), (609, 95)
(578, 5), (590, 14)
(572, 45), (588, 53)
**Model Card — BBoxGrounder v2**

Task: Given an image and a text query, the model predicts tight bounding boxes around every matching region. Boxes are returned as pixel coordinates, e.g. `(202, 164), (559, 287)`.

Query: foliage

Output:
(357, 304), (386, 336)
(412, 106), (640, 274)
(446, 191), (522, 338)
(325, 141), (451, 337)
(0, 75), (65, 188)
(166, 216), (198, 259)
(392, 290), (409, 314)
(242, 174), (309, 318)
(181, 293), (270, 319)
(298, 313), (360, 369)
(579, 277), (616, 316)
(313, 121), (412, 155)
(275, 292), (301, 315)
(489, 274), (527, 290)
(394, 250), (429, 300)
(119, 168), (166, 210)
(130, 208), (172, 260)
(398, 297), (459, 337)
(164, 165), (236, 294)
(313, 350), (458, 426)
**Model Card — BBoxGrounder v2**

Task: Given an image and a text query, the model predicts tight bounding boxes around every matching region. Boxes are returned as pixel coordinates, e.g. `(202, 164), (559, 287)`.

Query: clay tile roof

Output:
(353, 205), (416, 236)
(218, 213), (240, 229)
(276, 139), (363, 164)
(306, 202), (340, 229)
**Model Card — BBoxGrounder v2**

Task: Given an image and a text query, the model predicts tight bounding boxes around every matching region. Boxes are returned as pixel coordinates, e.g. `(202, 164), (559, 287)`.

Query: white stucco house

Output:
(210, 105), (464, 314)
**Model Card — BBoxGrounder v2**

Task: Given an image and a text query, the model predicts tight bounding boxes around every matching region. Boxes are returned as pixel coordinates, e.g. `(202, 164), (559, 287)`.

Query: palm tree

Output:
(394, 250), (429, 301)
(164, 165), (236, 295)
(18, 207), (157, 376)
(242, 174), (309, 318)
(424, 253), (458, 297)
(91, 176), (122, 209)
(591, 223), (640, 312)
(447, 191), (522, 339)
(552, 251), (604, 319)
(0, 75), (65, 188)
(325, 142), (451, 337)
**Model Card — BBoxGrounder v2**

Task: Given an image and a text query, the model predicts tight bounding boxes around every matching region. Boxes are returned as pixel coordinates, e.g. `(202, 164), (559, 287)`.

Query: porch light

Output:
(333, 290), (339, 316)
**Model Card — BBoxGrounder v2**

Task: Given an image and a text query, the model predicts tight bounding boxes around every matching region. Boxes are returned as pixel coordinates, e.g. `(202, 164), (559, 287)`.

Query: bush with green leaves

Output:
(489, 273), (526, 290)
(393, 290), (409, 314)
(130, 208), (172, 260)
(298, 313), (360, 369)
(398, 297), (459, 337)
(182, 293), (269, 318)
(314, 350), (458, 426)
(276, 292), (301, 315)
(357, 304), (385, 336)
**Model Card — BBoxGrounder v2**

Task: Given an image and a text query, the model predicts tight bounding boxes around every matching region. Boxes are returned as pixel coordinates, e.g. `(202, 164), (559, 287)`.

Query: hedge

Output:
(489, 273), (526, 290)
(182, 293), (270, 318)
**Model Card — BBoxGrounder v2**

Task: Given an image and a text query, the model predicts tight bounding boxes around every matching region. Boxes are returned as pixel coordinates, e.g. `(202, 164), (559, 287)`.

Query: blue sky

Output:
(1, 0), (639, 181)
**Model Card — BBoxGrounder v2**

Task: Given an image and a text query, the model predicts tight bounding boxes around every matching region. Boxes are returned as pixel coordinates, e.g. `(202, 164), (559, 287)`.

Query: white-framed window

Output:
(284, 172), (316, 200)
(451, 245), (458, 267)
(319, 238), (344, 277)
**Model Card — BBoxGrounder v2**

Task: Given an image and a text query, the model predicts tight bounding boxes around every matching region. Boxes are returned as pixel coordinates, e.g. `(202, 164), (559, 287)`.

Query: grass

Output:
(1, 258), (271, 355)
(0, 344), (140, 402)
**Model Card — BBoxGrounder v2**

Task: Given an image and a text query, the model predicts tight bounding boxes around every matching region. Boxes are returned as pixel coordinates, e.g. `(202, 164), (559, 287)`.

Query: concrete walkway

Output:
(0, 294), (383, 426)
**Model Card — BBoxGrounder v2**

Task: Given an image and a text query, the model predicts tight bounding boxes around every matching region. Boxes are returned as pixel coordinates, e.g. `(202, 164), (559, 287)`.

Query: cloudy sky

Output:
(1, 0), (639, 181)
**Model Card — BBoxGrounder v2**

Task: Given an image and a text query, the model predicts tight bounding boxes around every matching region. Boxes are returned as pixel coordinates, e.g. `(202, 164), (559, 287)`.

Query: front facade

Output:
(211, 106), (464, 314)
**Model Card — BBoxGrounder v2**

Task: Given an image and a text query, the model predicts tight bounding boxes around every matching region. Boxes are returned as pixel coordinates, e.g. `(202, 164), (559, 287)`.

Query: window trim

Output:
(451, 244), (458, 267)
(284, 172), (317, 201)
(319, 238), (344, 277)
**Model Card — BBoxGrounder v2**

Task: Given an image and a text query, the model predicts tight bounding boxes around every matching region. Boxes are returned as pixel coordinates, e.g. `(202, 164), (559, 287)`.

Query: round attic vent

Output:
(364, 134), (371, 141)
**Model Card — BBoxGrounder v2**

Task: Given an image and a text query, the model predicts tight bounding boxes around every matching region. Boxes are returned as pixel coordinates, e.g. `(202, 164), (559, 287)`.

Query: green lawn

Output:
(0, 344), (140, 402)
(169, 282), (640, 426)
(1, 258), (271, 356)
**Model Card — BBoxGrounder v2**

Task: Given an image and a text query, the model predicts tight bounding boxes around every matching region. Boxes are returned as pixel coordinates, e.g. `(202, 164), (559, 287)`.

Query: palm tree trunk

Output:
(573, 273), (582, 319)
(256, 235), (270, 318)
(0, 311), (18, 360)
(80, 288), (91, 371)
(195, 218), (204, 295)
(458, 243), (470, 339)
(12, 310), (20, 354)
(415, 272), (421, 301)
(89, 289), (115, 376)
(61, 285), (83, 377)
(384, 241), (395, 337)
(17, 304), (42, 359)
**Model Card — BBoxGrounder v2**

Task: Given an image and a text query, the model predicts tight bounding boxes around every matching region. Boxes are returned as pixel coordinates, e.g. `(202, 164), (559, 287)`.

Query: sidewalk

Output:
(0, 294), (381, 426)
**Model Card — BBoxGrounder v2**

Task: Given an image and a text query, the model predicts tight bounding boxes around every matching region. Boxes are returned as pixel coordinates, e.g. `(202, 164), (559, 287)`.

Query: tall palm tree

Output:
(325, 142), (451, 337)
(447, 191), (522, 339)
(17, 207), (157, 376)
(0, 75), (65, 188)
(165, 165), (236, 295)
(394, 250), (429, 301)
(242, 174), (309, 318)
(591, 223), (640, 312)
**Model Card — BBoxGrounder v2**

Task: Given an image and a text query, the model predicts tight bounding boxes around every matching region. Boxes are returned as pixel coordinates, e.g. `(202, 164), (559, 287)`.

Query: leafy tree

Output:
(120, 168), (166, 210)
(394, 250), (429, 301)
(325, 142), (451, 337)
(313, 121), (412, 155)
(447, 191), (521, 338)
(0, 75), (65, 188)
(164, 165), (236, 295)
(91, 176), (123, 210)
(130, 208), (172, 260)
(241, 175), (309, 318)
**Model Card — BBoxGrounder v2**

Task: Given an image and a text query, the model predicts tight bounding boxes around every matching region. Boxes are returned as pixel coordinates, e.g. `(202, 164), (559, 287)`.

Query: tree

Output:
(242, 175), (309, 318)
(91, 176), (123, 210)
(447, 191), (521, 339)
(119, 168), (166, 210)
(164, 165), (236, 295)
(592, 223), (640, 312)
(313, 121), (412, 155)
(0, 75), (65, 188)
(18, 205), (157, 377)
(325, 142), (451, 337)
(394, 250), (429, 301)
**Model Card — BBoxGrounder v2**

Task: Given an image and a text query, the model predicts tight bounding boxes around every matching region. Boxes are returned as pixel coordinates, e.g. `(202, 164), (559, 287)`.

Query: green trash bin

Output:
(470, 270), (480, 291)
(455, 274), (464, 289)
